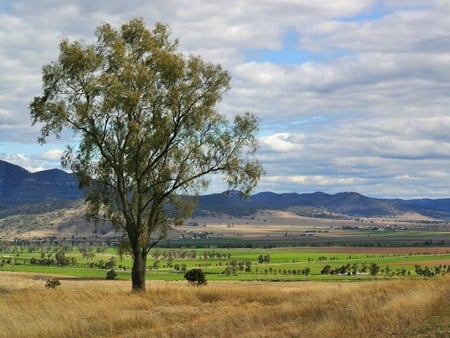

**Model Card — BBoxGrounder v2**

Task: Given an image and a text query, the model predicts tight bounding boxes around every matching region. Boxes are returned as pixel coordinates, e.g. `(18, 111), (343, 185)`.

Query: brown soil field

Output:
(401, 259), (450, 266)
(288, 246), (450, 254)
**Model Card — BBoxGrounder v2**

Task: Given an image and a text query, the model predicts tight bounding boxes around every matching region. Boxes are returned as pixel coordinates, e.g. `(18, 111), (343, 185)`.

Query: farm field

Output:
(4, 205), (449, 283)
(163, 209), (450, 248)
(1, 245), (449, 281)
(1, 219), (450, 336)
(0, 271), (449, 337)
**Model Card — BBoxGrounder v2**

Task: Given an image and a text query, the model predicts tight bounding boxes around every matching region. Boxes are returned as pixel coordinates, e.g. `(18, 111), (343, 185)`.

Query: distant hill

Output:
(196, 191), (450, 219)
(1, 160), (450, 219)
(0, 160), (83, 206)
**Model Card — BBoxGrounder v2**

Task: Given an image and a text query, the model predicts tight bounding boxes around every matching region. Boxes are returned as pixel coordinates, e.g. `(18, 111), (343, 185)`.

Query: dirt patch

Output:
(293, 246), (450, 255)
(401, 259), (450, 267)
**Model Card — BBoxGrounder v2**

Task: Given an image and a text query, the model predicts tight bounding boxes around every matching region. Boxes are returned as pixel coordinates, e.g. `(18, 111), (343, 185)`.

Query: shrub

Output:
(184, 268), (207, 286)
(106, 269), (117, 280)
(45, 279), (61, 289)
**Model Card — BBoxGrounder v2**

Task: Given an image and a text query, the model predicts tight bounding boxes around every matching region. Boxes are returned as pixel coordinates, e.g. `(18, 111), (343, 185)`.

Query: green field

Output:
(1, 245), (449, 282)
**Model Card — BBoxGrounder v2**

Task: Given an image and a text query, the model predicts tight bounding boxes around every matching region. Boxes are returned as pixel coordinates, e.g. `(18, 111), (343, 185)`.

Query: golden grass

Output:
(0, 272), (449, 337)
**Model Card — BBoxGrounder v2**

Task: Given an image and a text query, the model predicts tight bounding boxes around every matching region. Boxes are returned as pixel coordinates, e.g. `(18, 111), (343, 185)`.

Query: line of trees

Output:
(320, 263), (449, 277)
(414, 264), (448, 277)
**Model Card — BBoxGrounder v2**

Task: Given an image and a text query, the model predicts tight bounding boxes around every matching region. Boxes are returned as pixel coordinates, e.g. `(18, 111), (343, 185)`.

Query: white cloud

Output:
(0, 153), (44, 172)
(1, 0), (450, 198)
(40, 149), (64, 161)
(260, 133), (303, 153)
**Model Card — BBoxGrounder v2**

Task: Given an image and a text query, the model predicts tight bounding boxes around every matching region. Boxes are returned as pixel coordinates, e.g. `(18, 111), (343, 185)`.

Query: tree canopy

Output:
(30, 19), (263, 291)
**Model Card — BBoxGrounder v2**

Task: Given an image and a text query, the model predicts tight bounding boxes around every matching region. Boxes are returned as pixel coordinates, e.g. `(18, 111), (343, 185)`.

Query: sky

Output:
(1, 0), (450, 199)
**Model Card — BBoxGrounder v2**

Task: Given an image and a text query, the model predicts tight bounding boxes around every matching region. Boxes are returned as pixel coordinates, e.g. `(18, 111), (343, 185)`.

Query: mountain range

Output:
(1, 159), (450, 219)
(0, 160), (82, 206)
(196, 191), (450, 219)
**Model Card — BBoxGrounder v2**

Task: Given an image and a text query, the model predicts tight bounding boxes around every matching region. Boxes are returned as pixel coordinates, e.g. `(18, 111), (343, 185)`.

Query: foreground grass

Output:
(0, 272), (449, 337)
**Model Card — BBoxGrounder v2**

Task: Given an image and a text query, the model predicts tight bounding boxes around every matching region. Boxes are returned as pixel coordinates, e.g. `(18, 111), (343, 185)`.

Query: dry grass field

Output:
(1, 272), (449, 337)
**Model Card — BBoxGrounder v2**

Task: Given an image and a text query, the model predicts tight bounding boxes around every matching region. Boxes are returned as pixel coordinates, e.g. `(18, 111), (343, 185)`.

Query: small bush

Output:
(106, 269), (117, 280)
(184, 268), (207, 286)
(45, 279), (61, 289)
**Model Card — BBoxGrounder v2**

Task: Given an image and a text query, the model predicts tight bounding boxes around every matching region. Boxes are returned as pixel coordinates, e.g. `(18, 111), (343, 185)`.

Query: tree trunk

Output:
(131, 249), (147, 292)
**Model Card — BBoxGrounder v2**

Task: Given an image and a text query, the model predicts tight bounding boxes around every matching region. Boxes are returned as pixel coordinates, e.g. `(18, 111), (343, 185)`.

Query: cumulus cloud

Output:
(260, 133), (304, 153)
(40, 148), (64, 161)
(1, 0), (450, 198)
(0, 153), (44, 172)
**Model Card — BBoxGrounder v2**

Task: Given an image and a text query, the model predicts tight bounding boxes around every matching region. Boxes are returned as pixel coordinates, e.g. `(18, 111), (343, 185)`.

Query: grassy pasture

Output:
(1, 246), (449, 282)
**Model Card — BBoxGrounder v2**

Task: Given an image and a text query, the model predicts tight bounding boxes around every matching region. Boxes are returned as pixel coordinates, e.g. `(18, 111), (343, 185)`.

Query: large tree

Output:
(30, 19), (263, 291)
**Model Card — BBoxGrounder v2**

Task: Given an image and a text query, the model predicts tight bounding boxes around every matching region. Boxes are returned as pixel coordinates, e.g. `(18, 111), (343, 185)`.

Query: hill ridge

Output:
(1, 160), (450, 219)
(0, 160), (82, 205)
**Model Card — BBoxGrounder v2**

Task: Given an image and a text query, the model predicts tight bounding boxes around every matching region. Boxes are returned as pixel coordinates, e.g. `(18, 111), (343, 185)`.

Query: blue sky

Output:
(246, 29), (352, 65)
(1, 0), (450, 198)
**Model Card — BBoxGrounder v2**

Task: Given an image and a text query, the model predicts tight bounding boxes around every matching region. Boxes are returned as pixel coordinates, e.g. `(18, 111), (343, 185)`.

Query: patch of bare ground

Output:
(401, 259), (450, 266)
(292, 246), (450, 254)
(0, 272), (449, 337)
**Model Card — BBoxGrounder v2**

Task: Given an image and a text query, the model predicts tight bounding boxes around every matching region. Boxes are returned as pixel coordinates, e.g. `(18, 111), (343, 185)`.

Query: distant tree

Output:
(258, 254), (271, 264)
(369, 263), (380, 277)
(245, 260), (252, 272)
(78, 244), (96, 260)
(321, 265), (332, 275)
(105, 256), (117, 269)
(351, 263), (359, 275)
(152, 260), (160, 270)
(55, 251), (69, 266)
(434, 265), (441, 275)
(223, 266), (235, 276)
(384, 265), (391, 277)
(415, 264), (423, 276)
(258, 255), (264, 264)
(423, 266), (433, 277)
(184, 268), (206, 286)
(359, 264), (368, 274)
(30, 19), (263, 292)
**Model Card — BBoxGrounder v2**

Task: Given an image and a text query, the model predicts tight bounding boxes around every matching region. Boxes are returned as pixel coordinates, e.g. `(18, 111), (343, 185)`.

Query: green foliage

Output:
(414, 264), (443, 277)
(184, 268), (207, 286)
(55, 251), (70, 266)
(3, 244), (450, 283)
(321, 265), (332, 275)
(30, 18), (263, 291)
(258, 254), (271, 264)
(106, 269), (117, 280)
(369, 263), (380, 277)
(45, 279), (61, 289)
